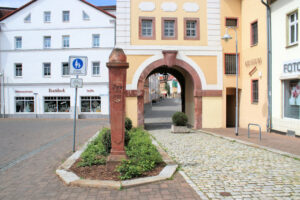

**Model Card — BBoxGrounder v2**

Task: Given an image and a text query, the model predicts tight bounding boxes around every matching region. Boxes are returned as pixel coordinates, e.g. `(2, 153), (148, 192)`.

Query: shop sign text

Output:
(284, 59), (300, 74)
(49, 89), (65, 93)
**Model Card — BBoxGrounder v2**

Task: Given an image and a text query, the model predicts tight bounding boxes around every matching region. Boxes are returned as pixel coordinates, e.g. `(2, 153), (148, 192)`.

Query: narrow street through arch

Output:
(144, 98), (181, 130)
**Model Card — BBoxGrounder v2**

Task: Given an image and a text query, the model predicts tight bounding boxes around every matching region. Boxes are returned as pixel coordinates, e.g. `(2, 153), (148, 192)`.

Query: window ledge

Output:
(286, 43), (298, 49)
(15, 76), (23, 78)
(251, 102), (259, 105)
(92, 75), (101, 77)
(251, 43), (258, 47)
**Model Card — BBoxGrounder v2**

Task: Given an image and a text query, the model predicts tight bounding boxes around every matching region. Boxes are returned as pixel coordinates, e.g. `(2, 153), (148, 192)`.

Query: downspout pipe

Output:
(261, 0), (272, 132)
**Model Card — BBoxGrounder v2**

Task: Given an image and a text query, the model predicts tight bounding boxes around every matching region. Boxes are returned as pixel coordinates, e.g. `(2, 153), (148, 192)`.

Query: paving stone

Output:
(150, 127), (300, 199)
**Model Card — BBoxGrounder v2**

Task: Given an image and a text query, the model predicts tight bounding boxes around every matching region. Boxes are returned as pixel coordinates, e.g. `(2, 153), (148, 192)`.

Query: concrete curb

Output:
(199, 130), (300, 160)
(56, 130), (178, 189)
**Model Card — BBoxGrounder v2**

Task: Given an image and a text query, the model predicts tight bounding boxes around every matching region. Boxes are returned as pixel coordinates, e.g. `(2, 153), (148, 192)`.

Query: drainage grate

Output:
(220, 192), (232, 197)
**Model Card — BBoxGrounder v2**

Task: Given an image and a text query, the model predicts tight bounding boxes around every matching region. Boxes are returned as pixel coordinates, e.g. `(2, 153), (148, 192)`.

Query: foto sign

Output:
(69, 56), (87, 76)
(70, 78), (83, 88)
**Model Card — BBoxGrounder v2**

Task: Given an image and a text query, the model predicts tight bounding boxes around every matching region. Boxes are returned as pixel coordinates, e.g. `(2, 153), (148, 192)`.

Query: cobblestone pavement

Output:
(0, 118), (200, 200)
(146, 99), (300, 199)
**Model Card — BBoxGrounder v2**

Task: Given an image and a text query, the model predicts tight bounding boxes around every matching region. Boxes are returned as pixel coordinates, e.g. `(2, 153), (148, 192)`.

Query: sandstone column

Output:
(106, 48), (129, 162)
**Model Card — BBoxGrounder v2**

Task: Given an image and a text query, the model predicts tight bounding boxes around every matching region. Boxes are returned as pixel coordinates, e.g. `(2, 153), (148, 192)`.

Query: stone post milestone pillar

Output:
(106, 48), (129, 162)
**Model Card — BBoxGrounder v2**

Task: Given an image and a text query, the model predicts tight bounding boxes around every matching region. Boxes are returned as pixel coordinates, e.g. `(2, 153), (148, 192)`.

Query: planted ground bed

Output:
(70, 125), (166, 181)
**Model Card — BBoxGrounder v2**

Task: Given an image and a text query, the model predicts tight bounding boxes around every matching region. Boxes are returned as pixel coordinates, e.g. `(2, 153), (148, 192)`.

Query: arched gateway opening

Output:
(136, 51), (203, 129)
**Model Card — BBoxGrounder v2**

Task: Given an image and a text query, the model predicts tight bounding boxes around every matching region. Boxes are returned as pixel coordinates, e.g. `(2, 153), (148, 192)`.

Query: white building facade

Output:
(0, 0), (116, 119)
(271, 0), (300, 136)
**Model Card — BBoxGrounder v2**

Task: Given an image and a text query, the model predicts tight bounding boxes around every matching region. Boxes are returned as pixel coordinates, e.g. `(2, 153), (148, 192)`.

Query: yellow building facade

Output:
(116, 0), (268, 131)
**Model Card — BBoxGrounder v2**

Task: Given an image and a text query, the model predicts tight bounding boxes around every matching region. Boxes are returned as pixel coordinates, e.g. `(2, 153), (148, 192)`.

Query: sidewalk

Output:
(202, 128), (300, 157)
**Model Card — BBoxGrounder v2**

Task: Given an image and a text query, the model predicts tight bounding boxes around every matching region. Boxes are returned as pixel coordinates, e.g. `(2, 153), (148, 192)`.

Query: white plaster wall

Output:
(0, 0), (115, 116)
(271, 0), (300, 135)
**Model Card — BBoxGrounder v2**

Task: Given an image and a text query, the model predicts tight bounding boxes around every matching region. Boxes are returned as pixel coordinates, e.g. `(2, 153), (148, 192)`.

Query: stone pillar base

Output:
(106, 154), (127, 171)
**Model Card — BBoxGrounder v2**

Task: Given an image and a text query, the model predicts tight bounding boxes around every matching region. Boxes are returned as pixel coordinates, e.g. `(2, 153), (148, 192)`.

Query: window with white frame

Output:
(44, 11), (51, 22)
(288, 11), (298, 46)
(44, 36), (51, 48)
(62, 63), (69, 76)
(24, 14), (31, 23)
(164, 20), (175, 37)
(43, 63), (51, 77)
(83, 11), (90, 20)
(63, 11), (70, 22)
(62, 36), (69, 48)
(15, 37), (22, 49)
(92, 34), (100, 47)
(15, 64), (22, 77)
(92, 62), (100, 76)
(16, 97), (34, 113)
(81, 96), (101, 112)
(186, 20), (197, 37)
(142, 19), (153, 37)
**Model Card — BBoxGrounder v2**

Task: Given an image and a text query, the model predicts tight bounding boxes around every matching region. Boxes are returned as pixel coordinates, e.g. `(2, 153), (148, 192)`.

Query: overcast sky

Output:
(0, 0), (116, 8)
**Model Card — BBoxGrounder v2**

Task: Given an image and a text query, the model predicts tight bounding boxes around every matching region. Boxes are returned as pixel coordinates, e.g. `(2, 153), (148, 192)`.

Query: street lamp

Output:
(222, 27), (239, 136)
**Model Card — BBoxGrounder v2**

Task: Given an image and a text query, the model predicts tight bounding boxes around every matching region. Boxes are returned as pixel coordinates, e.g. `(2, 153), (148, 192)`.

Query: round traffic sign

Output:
(72, 59), (83, 69)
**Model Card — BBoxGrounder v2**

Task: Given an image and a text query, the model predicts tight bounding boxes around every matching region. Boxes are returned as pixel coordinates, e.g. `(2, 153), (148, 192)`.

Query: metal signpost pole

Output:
(73, 75), (78, 152)
(70, 56), (86, 152)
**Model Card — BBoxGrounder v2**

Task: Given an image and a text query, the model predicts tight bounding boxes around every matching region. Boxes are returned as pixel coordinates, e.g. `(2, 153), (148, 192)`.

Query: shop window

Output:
(139, 17), (155, 40)
(15, 63), (22, 77)
(226, 18), (238, 27)
(184, 18), (200, 40)
(16, 97), (34, 112)
(284, 79), (300, 119)
(81, 96), (101, 112)
(62, 11), (70, 22)
(15, 37), (22, 49)
(92, 62), (100, 76)
(43, 63), (51, 77)
(287, 10), (298, 46)
(92, 34), (100, 47)
(224, 54), (239, 75)
(44, 96), (70, 112)
(162, 18), (177, 40)
(62, 63), (69, 76)
(44, 11), (51, 23)
(251, 80), (259, 103)
(251, 21), (258, 46)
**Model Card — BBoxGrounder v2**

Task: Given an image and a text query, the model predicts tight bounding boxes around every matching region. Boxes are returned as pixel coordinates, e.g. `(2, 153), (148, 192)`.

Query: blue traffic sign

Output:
(72, 59), (83, 69)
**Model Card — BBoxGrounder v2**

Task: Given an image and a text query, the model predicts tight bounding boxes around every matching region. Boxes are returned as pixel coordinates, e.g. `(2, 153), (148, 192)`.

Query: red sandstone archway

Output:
(136, 53), (203, 129)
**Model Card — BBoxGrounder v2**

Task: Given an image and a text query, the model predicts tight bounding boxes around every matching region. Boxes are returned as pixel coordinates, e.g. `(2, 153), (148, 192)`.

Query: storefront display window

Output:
(284, 79), (300, 119)
(44, 96), (70, 112)
(16, 97), (34, 112)
(81, 96), (101, 112)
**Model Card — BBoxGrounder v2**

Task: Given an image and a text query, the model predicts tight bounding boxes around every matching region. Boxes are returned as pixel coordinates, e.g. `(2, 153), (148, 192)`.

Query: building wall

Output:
(130, 0), (208, 46)
(239, 0), (268, 131)
(0, 0), (115, 118)
(271, 0), (300, 135)
(221, 0), (268, 131)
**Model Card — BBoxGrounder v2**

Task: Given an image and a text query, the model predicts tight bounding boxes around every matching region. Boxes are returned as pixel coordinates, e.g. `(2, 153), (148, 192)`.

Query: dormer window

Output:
(83, 11), (90, 20)
(24, 14), (31, 23)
